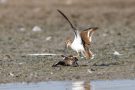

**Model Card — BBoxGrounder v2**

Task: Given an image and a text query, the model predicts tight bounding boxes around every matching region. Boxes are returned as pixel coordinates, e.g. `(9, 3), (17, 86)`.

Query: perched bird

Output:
(57, 9), (98, 59)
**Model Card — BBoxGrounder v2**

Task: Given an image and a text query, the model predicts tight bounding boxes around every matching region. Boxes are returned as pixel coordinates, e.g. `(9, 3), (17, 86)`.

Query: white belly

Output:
(71, 36), (84, 52)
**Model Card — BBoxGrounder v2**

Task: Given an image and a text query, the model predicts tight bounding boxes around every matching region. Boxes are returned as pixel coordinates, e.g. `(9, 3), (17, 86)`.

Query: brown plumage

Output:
(52, 55), (79, 67)
(80, 27), (98, 46)
(80, 27), (98, 59)
(58, 9), (98, 59)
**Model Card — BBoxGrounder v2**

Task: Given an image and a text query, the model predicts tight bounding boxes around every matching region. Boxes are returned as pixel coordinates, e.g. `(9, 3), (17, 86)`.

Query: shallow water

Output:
(0, 80), (135, 90)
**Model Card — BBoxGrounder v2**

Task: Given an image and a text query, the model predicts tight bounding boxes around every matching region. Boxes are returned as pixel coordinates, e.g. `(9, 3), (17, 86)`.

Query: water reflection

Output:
(0, 80), (135, 90)
(91, 80), (135, 90)
(72, 81), (91, 90)
(0, 81), (91, 90)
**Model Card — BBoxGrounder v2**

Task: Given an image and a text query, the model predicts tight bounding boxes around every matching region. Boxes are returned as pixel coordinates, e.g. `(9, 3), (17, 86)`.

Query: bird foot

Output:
(91, 54), (95, 59)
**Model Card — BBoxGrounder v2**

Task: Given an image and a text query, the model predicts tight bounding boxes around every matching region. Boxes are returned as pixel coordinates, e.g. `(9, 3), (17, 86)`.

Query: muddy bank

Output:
(0, 0), (135, 83)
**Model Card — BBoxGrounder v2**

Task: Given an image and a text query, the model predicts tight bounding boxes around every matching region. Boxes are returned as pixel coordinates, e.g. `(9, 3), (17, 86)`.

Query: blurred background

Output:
(0, 0), (135, 83)
(0, 0), (135, 55)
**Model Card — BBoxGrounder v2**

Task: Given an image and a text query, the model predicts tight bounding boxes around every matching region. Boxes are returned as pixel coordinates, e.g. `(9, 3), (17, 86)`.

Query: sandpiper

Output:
(58, 10), (98, 59)
(52, 55), (79, 67)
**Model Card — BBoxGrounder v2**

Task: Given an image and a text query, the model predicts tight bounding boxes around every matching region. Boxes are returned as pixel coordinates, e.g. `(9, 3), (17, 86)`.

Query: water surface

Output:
(0, 80), (135, 90)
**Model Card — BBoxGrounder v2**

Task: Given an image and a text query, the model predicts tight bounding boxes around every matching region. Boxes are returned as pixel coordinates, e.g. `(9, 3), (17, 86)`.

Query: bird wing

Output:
(80, 27), (98, 46)
(80, 30), (91, 46)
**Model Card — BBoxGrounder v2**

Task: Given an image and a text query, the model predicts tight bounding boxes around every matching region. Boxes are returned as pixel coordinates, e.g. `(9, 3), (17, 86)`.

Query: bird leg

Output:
(82, 48), (94, 59)
(88, 49), (94, 59)
(89, 50), (94, 59)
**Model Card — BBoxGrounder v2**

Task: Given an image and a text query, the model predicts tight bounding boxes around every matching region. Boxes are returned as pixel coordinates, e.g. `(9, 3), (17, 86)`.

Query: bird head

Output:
(63, 37), (72, 55)
(65, 36), (72, 48)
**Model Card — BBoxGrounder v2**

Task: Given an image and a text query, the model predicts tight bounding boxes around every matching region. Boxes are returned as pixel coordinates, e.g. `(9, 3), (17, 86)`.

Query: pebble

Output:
(46, 36), (52, 41)
(113, 51), (122, 56)
(19, 27), (26, 32)
(9, 72), (14, 77)
(87, 69), (92, 73)
(32, 26), (42, 32)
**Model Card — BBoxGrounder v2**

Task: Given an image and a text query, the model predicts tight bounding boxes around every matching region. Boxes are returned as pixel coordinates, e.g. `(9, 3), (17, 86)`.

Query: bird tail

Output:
(57, 9), (76, 30)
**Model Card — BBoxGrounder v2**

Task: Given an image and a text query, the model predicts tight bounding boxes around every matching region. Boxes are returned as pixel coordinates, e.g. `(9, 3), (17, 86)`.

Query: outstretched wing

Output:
(80, 27), (98, 46)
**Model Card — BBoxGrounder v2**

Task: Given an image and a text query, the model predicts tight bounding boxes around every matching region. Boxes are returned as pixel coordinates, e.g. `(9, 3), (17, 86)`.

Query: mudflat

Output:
(0, 0), (135, 83)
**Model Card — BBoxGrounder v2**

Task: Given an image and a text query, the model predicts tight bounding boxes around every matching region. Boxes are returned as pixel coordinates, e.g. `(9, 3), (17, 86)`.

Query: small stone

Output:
(50, 72), (53, 75)
(113, 51), (122, 56)
(9, 72), (14, 77)
(19, 28), (26, 32)
(87, 69), (92, 73)
(18, 62), (23, 65)
(32, 26), (42, 32)
(46, 36), (52, 41)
